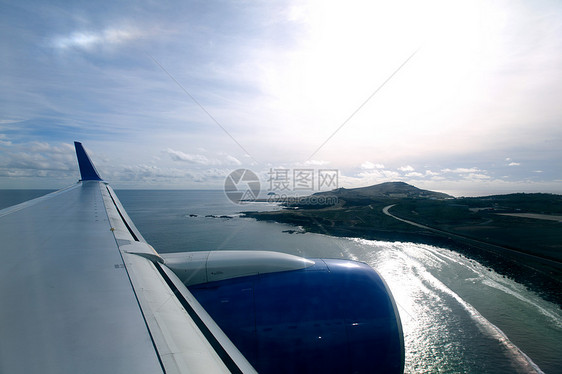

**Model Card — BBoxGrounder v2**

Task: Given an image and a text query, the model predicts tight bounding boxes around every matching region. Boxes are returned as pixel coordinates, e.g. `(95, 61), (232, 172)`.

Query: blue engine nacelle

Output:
(189, 258), (404, 373)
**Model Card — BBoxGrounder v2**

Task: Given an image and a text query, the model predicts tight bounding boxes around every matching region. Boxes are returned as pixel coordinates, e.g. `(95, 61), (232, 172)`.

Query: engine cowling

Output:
(187, 257), (404, 374)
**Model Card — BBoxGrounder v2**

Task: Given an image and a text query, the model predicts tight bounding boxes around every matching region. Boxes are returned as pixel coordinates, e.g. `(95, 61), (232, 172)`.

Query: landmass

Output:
(243, 182), (562, 305)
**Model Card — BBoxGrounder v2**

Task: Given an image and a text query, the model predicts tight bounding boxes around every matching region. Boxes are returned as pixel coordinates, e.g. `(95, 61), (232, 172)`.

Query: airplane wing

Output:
(0, 142), (256, 374)
(0, 142), (404, 373)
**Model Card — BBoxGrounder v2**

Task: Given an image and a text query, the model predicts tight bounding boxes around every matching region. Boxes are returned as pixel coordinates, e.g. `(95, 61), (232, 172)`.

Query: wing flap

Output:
(122, 252), (232, 373)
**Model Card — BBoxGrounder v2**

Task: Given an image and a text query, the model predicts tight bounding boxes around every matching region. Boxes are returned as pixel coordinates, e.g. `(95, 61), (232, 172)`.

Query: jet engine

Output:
(163, 251), (404, 374)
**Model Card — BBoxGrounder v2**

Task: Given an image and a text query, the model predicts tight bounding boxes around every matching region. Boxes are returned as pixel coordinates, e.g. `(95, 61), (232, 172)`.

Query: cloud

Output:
(357, 169), (401, 180)
(103, 162), (232, 188)
(361, 161), (384, 170)
(50, 26), (143, 51)
(361, 162), (374, 170)
(0, 141), (78, 187)
(0, 119), (26, 124)
(225, 155), (242, 166)
(441, 167), (482, 174)
(508, 162), (520, 166)
(166, 148), (242, 166)
(167, 149), (218, 165)
(398, 165), (415, 172)
(0, 141), (75, 172)
(29, 141), (74, 154)
(305, 159), (330, 166)
(430, 167), (492, 182)
(0, 134), (12, 146)
(406, 172), (424, 178)
(466, 173), (491, 180)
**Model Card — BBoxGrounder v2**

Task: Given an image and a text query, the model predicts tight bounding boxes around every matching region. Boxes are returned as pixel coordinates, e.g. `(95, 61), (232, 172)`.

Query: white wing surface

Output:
(0, 142), (255, 374)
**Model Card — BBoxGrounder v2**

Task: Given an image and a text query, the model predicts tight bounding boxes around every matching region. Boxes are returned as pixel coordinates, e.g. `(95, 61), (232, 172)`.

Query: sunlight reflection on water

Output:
(348, 239), (558, 374)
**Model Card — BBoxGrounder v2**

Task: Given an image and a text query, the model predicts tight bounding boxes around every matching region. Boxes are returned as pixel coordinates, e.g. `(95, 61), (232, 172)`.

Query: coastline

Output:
(242, 209), (562, 306)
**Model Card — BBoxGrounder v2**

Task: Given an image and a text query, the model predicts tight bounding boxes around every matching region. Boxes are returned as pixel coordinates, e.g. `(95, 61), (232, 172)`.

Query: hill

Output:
(313, 181), (452, 200)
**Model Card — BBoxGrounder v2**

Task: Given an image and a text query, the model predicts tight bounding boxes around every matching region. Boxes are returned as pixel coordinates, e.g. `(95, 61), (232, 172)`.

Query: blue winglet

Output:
(74, 141), (103, 181)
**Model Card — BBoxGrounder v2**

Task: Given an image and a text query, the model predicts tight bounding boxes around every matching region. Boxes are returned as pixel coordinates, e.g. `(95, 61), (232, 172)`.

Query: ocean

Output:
(2, 189), (561, 373)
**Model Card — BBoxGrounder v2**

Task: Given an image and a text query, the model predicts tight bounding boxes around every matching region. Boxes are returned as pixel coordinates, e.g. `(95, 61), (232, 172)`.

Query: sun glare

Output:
(257, 0), (505, 165)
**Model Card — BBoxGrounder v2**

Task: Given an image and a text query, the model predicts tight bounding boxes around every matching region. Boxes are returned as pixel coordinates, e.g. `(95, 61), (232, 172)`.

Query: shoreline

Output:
(242, 210), (562, 306)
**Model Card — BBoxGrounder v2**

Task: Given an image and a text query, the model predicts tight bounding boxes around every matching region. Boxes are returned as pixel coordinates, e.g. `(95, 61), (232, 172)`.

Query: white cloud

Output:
(361, 161), (385, 170)
(0, 142), (75, 172)
(508, 162), (520, 166)
(426, 175), (447, 181)
(167, 149), (216, 165)
(0, 119), (25, 124)
(0, 134), (12, 146)
(166, 148), (243, 166)
(356, 169), (401, 180)
(406, 172), (424, 178)
(466, 173), (491, 180)
(361, 161), (375, 170)
(441, 167), (482, 174)
(29, 142), (74, 154)
(305, 159), (330, 166)
(225, 155), (242, 166)
(399, 165), (415, 172)
(50, 26), (143, 50)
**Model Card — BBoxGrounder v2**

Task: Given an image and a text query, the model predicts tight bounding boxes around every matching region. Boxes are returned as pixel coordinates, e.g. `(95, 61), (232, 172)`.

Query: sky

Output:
(1, 0), (561, 196)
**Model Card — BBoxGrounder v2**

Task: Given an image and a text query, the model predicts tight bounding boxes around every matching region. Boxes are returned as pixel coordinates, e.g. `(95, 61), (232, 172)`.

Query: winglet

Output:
(74, 141), (103, 181)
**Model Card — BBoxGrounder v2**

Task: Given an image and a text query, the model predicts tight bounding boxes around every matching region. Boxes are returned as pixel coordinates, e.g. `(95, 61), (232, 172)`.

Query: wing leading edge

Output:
(0, 143), (256, 374)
